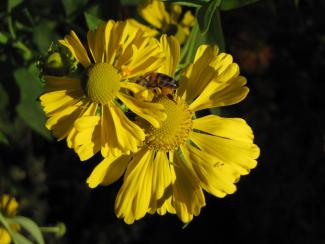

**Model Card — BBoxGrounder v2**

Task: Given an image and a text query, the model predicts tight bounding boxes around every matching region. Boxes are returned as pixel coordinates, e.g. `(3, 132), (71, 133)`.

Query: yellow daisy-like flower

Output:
(0, 194), (19, 244)
(40, 20), (167, 160)
(128, 0), (194, 44)
(86, 35), (259, 224)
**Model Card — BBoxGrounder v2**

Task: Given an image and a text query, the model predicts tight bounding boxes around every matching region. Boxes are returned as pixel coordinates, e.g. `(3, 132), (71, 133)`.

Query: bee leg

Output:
(167, 94), (177, 103)
(152, 87), (162, 95)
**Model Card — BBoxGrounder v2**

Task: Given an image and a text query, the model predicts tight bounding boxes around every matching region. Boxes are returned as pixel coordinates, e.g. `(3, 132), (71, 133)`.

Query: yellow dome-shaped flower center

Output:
(86, 63), (121, 104)
(145, 96), (193, 151)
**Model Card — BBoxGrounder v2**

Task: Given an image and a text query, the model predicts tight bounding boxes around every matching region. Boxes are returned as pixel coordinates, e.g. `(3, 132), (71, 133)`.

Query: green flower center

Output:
(86, 63), (121, 104)
(145, 96), (192, 151)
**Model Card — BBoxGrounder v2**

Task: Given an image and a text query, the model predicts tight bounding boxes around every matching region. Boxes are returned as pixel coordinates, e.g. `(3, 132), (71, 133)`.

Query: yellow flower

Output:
(86, 35), (259, 224)
(0, 228), (10, 244)
(128, 0), (194, 44)
(0, 194), (19, 244)
(40, 20), (167, 160)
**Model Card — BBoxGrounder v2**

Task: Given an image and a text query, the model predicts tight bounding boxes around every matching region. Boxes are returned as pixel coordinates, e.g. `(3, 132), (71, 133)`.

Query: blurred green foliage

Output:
(0, 0), (117, 142)
(0, 211), (45, 244)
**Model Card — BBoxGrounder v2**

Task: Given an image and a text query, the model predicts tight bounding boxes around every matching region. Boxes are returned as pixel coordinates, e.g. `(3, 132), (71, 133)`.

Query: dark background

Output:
(0, 0), (324, 243)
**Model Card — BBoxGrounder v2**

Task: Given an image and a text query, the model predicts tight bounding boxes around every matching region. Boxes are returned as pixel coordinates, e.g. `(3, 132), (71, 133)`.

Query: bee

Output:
(135, 72), (178, 100)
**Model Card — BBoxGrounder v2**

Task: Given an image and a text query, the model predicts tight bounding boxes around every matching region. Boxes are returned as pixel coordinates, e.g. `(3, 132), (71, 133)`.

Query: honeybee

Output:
(135, 72), (178, 99)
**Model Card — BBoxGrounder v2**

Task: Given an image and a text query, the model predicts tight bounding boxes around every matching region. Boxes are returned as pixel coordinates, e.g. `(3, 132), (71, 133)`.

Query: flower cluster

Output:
(128, 0), (194, 44)
(40, 1), (259, 224)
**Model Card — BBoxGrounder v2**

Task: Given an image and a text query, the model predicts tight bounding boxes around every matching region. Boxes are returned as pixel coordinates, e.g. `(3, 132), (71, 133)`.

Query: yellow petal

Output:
(211, 52), (234, 74)
(158, 35), (180, 77)
(120, 81), (146, 93)
(0, 194), (18, 217)
(138, 0), (170, 29)
(170, 4), (182, 23)
(100, 104), (145, 156)
(120, 81), (154, 101)
(181, 10), (195, 27)
(115, 148), (153, 224)
(127, 18), (159, 37)
(189, 75), (249, 111)
(43, 76), (81, 92)
(106, 20), (138, 67)
(46, 100), (96, 142)
(109, 104), (145, 152)
(45, 102), (85, 140)
(149, 196), (176, 215)
(181, 144), (237, 198)
(170, 153), (206, 223)
(174, 25), (187, 45)
(187, 54), (242, 111)
(59, 30), (91, 68)
(104, 20), (118, 65)
(193, 115), (254, 143)
(40, 90), (84, 115)
(100, 105), (114, 156)
(66, 102), (98, 148)
(117, 93), (166, 128)
(178, 45), (219, 101)
(146, 150), (174, 214)
(44, 100), (83, 129)
(87, 21), (114, 63)
(0, 228), (11, 244)
(194, 44), (218, 63)
(74, 115), (100, 130)
(87, 153), (130, 188)
(173, 7), (195, 45)
(189, 131), (259, 175)
(117, 38), (165, 78)
(73, 115), (101, 161)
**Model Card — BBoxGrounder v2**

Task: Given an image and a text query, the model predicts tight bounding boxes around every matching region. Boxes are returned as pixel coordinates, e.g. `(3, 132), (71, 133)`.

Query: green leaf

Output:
(0, 32), (9, 44)
(11, 232), (34, 244)
(180, 21), (205, 65)
(12, 41), (33, 60)
(84, 12), (105, 30)
(0, 212), (33, 244)
(219, 0), (260, 11)
(0, 131), (9, 144)
(14, 66), (52, 140)
(61, 0), (88, 16)
(197, 0), (222, 33)
(7, 0), (23, 12)
(180, 8), (225, 65)
(10, 216), (45, 244)
(205, 8), (225, 51)
(33, 20), (58, 53)
(160, 0), (209, 7)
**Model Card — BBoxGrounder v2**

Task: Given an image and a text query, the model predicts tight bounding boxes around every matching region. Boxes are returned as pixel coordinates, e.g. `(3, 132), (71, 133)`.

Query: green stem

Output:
(8, 15), (16, 40)
(12, 41), (33, 60)
(40, 222), (66, 237)
(185, 22), (200, 64)
(39, 227), (60, 233)
(180, 21), (200, 66)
